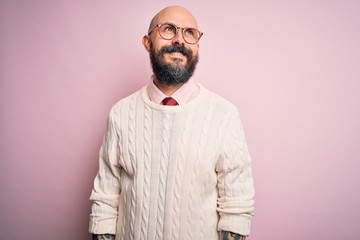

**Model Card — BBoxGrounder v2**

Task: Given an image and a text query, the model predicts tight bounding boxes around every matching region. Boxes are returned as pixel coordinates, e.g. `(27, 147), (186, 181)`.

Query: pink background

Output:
(1, 0), (359, 239)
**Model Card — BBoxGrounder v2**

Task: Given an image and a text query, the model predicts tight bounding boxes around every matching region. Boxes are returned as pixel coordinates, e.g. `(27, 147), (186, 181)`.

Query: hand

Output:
(221, 231), (246, 240)
(92, 234), (115, 240)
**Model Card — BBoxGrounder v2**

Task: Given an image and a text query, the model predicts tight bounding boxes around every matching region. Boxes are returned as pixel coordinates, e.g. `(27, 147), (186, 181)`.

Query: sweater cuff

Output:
(89, 214), (117, 235)
(217, 214), (252, 236)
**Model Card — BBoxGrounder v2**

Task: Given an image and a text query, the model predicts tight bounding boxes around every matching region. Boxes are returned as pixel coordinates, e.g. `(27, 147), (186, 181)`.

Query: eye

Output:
(184, 28), (196, 37)
(163, 25), (176, 33)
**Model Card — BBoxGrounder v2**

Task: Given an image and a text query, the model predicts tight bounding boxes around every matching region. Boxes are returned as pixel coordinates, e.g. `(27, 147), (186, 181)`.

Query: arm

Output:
(221, 231), (246, 240)
(89, 109), (122, 235)
(216, 108), (255, 236)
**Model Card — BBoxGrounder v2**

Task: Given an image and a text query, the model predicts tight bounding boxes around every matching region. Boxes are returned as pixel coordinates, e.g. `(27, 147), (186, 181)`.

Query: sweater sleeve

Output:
(216, 108), (255, 236)
(89, 109), (121, 234)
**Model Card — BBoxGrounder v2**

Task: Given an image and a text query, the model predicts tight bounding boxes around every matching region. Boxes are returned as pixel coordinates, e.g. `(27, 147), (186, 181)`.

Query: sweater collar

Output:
(146, 75), (199, 105)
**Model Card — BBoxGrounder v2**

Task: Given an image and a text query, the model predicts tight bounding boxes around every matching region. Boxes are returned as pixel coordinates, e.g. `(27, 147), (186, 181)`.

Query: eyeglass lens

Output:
(158, 24), (201, 44)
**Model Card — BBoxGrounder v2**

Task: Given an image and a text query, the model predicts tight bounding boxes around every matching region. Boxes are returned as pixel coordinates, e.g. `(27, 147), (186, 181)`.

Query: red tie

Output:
(161, 97), (178, 106)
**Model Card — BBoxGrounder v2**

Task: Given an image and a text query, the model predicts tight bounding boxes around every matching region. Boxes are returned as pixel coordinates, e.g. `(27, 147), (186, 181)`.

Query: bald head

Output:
(142, 6), (201, 88)
(148, 6), (199, 32)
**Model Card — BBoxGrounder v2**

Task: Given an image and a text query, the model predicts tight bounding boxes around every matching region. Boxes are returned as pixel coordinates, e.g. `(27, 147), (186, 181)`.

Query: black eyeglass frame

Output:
(148, 22), (203, 44)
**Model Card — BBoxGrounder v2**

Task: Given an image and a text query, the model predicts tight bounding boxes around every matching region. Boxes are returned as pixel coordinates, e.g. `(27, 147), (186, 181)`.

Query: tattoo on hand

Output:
(92, 234), (115, 240)
(221, 231), (245, 240)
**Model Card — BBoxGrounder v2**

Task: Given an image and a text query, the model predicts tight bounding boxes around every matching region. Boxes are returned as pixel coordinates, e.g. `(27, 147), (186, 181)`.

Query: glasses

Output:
(148, 23), (203, 44)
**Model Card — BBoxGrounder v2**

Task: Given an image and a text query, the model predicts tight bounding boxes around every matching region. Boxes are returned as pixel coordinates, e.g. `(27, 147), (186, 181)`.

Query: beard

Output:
(149, 43), (199, 85)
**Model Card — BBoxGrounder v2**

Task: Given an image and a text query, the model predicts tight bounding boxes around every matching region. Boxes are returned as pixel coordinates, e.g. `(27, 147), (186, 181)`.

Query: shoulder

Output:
(200, 85), (239, 115)
(109, 87), (146, 114)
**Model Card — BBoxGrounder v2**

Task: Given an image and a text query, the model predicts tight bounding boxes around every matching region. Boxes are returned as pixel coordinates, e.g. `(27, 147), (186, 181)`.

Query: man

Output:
(89, 5), (255, 240)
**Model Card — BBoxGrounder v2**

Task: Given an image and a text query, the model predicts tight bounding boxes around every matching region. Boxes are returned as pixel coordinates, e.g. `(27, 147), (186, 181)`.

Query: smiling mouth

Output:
(168, 51), (185, 56)
(165, 52), (186, 62)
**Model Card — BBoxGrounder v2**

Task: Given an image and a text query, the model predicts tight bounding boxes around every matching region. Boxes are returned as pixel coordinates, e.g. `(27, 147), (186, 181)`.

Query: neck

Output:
(153, 77), (184, 96)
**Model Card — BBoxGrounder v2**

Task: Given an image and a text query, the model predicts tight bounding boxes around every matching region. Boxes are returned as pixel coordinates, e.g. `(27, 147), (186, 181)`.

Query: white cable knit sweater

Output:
(89, 84), (255, 240)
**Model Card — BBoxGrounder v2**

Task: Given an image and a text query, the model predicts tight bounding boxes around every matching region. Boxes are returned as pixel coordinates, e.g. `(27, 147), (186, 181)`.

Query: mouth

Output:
(164, 51), (187, 63)
(168, 51), (184, 56)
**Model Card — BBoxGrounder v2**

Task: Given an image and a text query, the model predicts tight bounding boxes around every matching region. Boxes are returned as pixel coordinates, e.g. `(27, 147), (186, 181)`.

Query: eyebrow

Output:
(161, 22), (199, 29)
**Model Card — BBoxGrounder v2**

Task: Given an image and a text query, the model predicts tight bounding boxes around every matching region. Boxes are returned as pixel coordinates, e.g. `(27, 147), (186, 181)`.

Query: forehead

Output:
(153, 8), (198, 29)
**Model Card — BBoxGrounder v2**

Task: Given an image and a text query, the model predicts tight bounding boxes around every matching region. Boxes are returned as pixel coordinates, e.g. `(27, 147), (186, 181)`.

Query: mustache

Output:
(160, 44), (192, 59)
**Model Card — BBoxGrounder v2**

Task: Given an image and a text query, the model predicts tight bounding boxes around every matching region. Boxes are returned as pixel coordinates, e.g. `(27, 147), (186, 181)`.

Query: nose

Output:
(171, 29), (185, 45)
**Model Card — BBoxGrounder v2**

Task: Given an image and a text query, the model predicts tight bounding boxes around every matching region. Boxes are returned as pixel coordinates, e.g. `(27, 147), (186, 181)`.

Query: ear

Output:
(142, 35), (151, 52)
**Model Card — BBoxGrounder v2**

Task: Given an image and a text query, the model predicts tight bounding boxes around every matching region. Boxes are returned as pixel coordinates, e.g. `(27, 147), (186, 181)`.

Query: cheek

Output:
(151, 37), (171, 51)
(190, 46), (199, 57)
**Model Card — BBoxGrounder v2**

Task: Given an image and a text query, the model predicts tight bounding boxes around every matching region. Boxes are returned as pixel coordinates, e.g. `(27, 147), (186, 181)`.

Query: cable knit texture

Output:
(89, 84), (255, 239)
